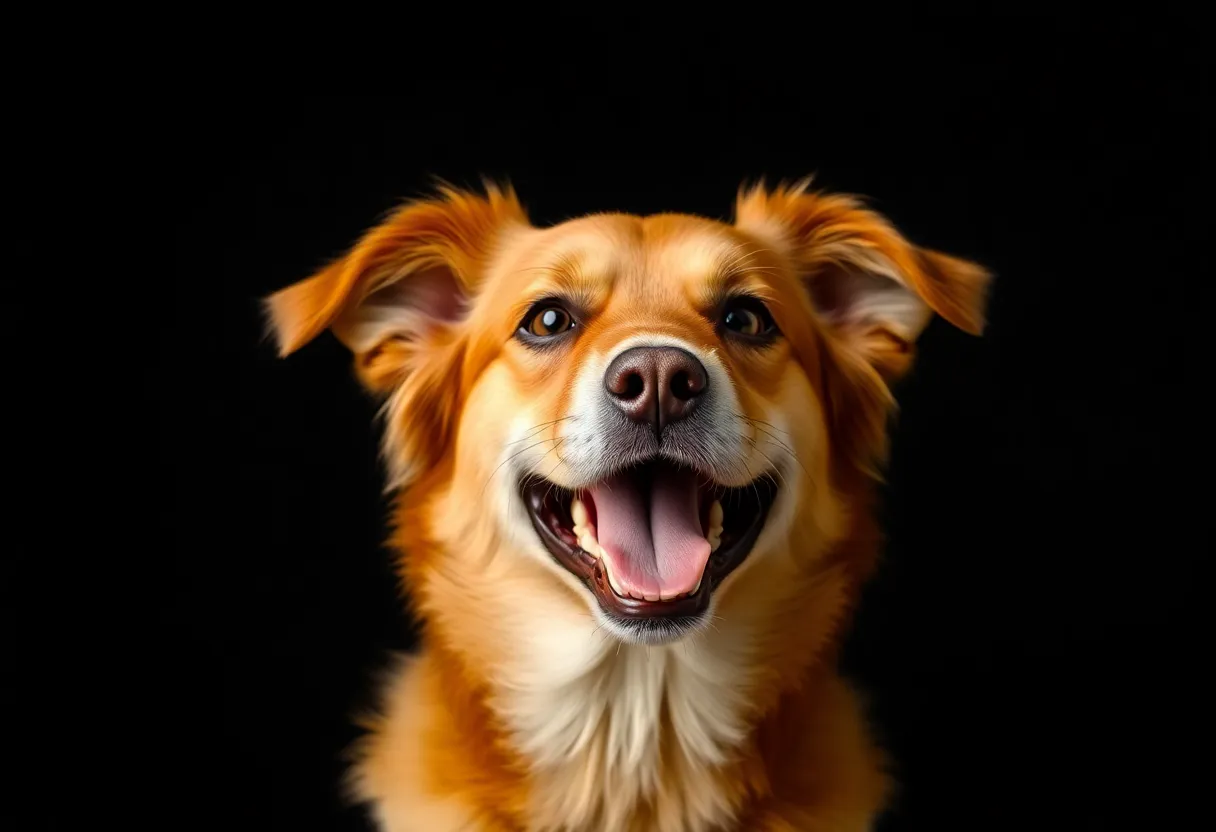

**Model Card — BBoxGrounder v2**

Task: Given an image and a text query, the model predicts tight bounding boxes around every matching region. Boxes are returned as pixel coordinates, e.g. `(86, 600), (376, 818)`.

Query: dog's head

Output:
(266, 181), (988, 646)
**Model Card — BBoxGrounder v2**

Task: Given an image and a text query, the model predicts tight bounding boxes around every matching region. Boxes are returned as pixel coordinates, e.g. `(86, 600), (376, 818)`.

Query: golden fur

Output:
(265, 179), (990, 831)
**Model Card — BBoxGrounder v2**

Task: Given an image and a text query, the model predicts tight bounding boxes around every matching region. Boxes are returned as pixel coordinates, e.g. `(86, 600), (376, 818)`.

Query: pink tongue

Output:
(588, 466), (710, 600)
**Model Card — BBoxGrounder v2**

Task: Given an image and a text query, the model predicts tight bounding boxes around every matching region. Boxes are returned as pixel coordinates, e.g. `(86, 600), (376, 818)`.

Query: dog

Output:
(264, 179), (989, 831)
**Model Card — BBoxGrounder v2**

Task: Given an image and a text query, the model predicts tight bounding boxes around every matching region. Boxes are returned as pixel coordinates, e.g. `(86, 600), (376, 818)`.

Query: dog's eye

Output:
(721, 297), (778, 340)
(521, 303), (576, 339)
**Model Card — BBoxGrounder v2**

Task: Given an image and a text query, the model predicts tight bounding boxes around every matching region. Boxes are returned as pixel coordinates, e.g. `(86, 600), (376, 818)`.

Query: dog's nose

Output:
(604, 347), (708, 432)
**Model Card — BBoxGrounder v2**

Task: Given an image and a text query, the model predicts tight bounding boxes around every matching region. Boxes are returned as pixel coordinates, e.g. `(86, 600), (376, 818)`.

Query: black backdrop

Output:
(170, 24), (1208, 831)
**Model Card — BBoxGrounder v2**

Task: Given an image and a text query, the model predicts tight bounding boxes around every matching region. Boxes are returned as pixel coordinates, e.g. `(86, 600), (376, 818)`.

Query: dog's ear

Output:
(264, 184), (529, 488)
(735, 180), (991, 480)
(734, 180), (991, 380)
(265, 184), (527, 387)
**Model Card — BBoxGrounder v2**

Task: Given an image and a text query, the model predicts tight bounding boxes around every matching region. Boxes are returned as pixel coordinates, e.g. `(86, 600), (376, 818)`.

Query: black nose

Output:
(603, 346), (709, 432)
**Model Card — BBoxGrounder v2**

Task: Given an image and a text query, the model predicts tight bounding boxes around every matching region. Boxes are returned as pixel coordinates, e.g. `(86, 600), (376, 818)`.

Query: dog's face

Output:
(267, 182), (988, 646)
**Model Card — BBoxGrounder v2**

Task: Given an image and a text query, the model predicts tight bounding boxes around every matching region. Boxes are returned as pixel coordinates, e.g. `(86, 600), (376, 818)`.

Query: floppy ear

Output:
(263, 184), (529, 488)
(734, 180), (991, 380)
(735, 180), (991, 481)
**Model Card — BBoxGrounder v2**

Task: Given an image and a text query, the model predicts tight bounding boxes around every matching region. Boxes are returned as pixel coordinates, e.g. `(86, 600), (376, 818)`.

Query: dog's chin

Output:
(522, 459), (778, 645)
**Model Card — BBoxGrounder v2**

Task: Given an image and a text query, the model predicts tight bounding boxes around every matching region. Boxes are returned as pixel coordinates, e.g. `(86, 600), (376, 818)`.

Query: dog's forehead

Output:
(496, 213), (756, 298)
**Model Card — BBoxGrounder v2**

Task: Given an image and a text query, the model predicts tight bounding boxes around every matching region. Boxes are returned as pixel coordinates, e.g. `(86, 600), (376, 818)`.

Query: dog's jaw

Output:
(521, 465), (780, 644)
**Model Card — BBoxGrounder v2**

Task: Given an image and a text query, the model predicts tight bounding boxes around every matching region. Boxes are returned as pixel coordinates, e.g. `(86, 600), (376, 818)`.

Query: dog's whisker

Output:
(504, 416), (578, 447)
(735, 413), (792, 440)
(747, 426), (809, 482)
(763, 442), (811, 483)
(536, 441), (571, 505)
(482, 438), (562, 496)
(740, 454), (763, 508)
(748, 443), (790, 492)
(751, 427), (796, 458)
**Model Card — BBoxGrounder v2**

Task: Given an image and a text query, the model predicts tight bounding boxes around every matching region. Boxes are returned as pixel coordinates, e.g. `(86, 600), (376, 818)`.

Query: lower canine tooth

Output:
(604, 560), (626, 597)
(708, 533), (721, 552)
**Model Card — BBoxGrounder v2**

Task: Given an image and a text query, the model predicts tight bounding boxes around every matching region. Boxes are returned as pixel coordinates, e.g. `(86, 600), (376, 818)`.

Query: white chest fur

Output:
(495, 620), (755, 832)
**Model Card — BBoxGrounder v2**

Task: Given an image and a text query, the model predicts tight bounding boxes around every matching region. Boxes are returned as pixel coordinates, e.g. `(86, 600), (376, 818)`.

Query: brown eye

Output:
(723, 307), (761, 335)
(722, 297), (778, 340)
(519, 302), (576, 342)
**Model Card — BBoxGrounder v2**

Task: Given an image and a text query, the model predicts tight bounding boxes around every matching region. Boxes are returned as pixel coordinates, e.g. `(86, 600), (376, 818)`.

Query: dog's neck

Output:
(495, 618), (757, 832)
(503, 620), (752, 761)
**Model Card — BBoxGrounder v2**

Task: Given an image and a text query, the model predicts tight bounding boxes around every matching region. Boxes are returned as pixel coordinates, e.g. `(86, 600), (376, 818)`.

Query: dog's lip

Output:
(521, 466), (777, 622)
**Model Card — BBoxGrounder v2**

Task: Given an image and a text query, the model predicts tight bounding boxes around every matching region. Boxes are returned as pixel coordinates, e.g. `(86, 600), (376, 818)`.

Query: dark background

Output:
(170, 23), (1208, 831)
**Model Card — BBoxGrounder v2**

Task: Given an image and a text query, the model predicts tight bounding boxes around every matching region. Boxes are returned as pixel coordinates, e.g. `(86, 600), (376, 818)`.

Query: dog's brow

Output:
(512, 251), (587, 290)
(688, 242), (778, 307)
(508, 250), (609, 317)
(715, 241), (775, 280)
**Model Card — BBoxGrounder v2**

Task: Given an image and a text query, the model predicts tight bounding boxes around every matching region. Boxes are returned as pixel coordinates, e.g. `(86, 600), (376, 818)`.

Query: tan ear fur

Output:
(264, 183), (527, 362)
(263, 183), (529, 489)
(735, 179), (991, 381)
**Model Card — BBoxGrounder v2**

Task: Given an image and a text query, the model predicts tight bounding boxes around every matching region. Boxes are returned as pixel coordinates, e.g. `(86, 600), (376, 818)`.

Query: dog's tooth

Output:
(705, 499), (724, 542)
(579, 534), (601, 559)
(691, 574), (703, 594)
(571, 497), (588, 527)
(577, 523), (600, 554)
(575, 517), (601, 558)
(603, 559), (626, 597)
(643, 591), (660, 602)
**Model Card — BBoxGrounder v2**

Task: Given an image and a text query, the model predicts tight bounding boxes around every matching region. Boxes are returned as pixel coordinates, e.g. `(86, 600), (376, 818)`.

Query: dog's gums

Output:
(523, 459), (777, 630)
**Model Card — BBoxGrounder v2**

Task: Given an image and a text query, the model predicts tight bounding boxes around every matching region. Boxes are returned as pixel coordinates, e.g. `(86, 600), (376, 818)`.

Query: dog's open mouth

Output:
(523, 459), (777, 623)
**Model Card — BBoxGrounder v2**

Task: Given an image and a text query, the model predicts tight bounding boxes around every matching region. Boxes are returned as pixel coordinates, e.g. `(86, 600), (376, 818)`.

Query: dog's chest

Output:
(500, 636), (752, 832)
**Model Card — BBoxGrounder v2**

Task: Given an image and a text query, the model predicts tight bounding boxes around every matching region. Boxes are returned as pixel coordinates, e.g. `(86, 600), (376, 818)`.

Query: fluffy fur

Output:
(265, 179), (990, 831)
